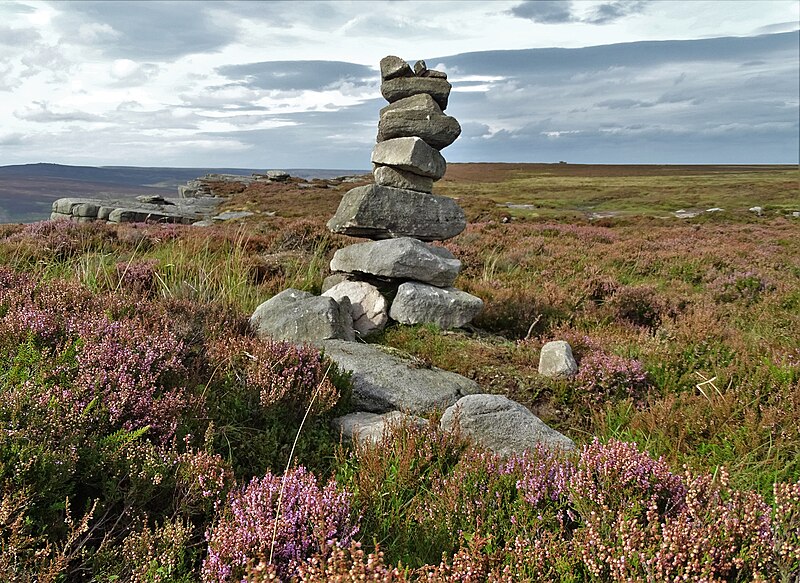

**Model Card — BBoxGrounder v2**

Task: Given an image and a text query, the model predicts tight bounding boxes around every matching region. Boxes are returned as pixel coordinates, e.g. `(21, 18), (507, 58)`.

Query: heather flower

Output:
(115, 258), (160, 295)
(575, 351), (650, 403)
(202, 467), (358, 581)
(209, 336), (340, 414)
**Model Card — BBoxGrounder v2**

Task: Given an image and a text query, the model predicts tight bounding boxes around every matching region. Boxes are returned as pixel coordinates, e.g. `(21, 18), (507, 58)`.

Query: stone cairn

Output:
(249, 58), (576, 454)
(251, 55), (483, 341)
(322, 55), (483, 336)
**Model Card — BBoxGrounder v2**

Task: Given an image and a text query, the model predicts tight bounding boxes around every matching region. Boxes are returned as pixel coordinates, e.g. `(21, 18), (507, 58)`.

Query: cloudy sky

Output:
(1, 0), (798, 169)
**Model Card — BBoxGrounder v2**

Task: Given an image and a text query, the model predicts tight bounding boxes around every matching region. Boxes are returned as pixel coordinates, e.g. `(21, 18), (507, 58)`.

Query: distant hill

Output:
(0, 163), (368, 224)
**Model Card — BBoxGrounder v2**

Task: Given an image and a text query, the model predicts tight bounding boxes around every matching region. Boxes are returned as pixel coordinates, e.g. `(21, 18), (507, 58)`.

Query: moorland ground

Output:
(0, 163), (798, 581)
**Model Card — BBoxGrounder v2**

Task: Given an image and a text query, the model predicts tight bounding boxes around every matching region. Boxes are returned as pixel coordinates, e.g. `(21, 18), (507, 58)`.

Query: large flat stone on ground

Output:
(378, 94), (461, 150)
(440, 394), (576, 455)
(330, 238), (461, 287)
(327, 184), (465, 241)
(390, 282), (483, 329)
(332, 411), (427, 444)
(320, 340), (481, 413)
(250, 288), (354, 343)
(381, 76), (452, 110)
(371, 137), (446, 180)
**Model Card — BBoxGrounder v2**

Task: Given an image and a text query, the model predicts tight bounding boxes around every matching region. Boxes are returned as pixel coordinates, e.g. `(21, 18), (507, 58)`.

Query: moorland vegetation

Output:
(0, 163), (797, 581)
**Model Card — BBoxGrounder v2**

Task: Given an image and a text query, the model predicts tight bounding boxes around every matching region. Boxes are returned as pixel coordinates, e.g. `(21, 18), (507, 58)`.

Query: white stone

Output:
(323, 281), (389, 337)
(538, 341), (578, 378)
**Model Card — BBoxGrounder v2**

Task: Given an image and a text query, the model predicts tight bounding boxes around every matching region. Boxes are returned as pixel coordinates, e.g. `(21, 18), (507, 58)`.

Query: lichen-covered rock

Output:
(381, 76), (452, 110)
(320, 340), (480, 413)
(330, 238), (461, 288)
(372, 165), (434, 193)
(389, 282), (483, 329)
(371, 137), (446, 179)
(327, 184), (465, 241)
(538, 341), (578, 378)
(250, 288), (354, 343)
(440, 394), (575, 455)
(377, 94), (461, 150)
(332, 411), (427, 444)
(380, 55), (413, 80)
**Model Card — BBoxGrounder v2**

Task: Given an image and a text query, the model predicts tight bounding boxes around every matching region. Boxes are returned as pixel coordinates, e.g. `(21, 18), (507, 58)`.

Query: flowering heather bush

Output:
(709, 269), (771, 304)
(209, 336), (341, 414)
(3, 219), (115, 262)
(607, 284), (669, 329)
(70, 314), (193, 442)
(575, 351), (650, 403)
(202, 466), (358, 581)
(115, 258), (160, 295)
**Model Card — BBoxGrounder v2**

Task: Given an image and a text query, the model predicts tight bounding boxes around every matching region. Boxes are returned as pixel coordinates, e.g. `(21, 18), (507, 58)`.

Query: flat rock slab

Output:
(381, 76), (452, 110)
(538, 341), (578, 378)
(378, 94), (461, 150)
(212, 210), (254, 221)
(371, 137), (446, 180)
(319, 339), (481, 414)
(51, 196), (220, 224)
(322, 281), (389, 338)
(250, 288), (354, 343)
(332, 411), (427, 445)
(330, 237), (461, 288)
(440, 394), (576, 456)
(327, 184), (465, 241)
(390, 282), (483, 329)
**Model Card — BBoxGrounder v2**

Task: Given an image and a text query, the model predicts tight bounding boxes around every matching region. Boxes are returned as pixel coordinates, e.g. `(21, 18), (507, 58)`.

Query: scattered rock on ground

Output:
(749, 206), (763, 216)
(250, 288), (354, 343)
(322, 281), (389, 337)
(440, 394), (575, 455)
(538, 340), (578, 378)
(330, 237), (461, 287)
(319, 339), (481, 413)
(390, 282), (483, 329)
(332, 411), (427, 444)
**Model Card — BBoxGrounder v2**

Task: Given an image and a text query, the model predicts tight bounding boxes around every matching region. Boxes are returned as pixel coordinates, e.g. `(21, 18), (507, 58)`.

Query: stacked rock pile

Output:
(323, 56), (483, 336)
(249, 58), (576, 455)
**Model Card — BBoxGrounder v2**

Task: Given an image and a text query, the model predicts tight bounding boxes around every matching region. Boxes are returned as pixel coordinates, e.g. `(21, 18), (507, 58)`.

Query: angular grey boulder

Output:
(250, 288), (354, 343)
(372, 165), (434, 193)
(380, 55), (413, 80)
(322, 280), (389, 337)
(538, 341), (578, 378)
(371, 137), (446, 180)
(378, 94), (461, 150)
(332, 411), (427, 445)
(381, 76), (452, 110)
(390, 282), (483, 329)
(327, 184), (465, 241)
(440, 394), (576, 455)
(330, 238), (461, 287)
(320, 339), (481, 413)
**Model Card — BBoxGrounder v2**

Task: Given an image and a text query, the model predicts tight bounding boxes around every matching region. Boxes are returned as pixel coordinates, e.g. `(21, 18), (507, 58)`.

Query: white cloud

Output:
(0, 0), (796, 167)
